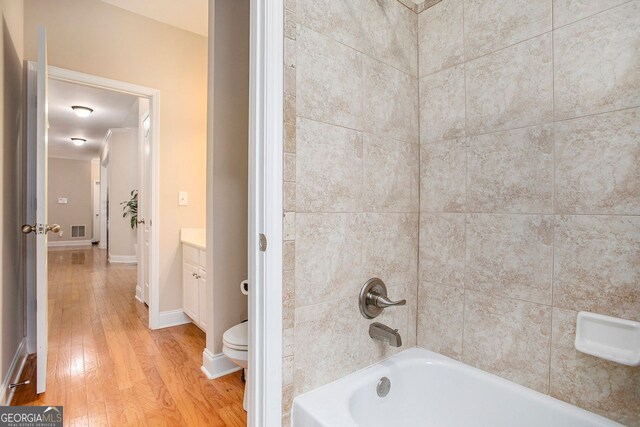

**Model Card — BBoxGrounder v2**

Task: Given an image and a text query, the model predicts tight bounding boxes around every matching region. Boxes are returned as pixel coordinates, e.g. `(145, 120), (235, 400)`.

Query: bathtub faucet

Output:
(369, 322), (402, 347)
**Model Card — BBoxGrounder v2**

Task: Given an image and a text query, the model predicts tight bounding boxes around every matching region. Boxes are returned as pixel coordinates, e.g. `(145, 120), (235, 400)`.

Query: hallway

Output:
(14, 247), (246, 426)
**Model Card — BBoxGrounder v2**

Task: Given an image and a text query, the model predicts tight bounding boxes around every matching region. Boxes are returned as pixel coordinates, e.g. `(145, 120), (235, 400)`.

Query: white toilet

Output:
(223, 321), (248, 411)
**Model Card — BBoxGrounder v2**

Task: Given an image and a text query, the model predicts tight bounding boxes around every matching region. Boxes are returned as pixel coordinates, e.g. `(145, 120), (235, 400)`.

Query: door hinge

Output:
(259, 233), (267, 252)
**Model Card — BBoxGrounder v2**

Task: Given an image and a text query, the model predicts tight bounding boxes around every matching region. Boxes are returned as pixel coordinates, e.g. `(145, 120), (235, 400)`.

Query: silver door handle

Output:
(46, 224), (61, 234)
(21, 224), (36, 234)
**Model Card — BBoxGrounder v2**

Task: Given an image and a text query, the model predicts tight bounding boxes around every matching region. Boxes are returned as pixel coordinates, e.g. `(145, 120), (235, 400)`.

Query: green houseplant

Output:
(121, 190), (138, 229)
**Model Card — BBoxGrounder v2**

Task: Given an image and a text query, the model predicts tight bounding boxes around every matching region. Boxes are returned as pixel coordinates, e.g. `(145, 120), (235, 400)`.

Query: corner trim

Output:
(47, 240), (92, 247)
(156, 309), (191, 329)
(201, 349), (241, 380)
(135, 285), (144, 304)
(0, 338), (28, 406)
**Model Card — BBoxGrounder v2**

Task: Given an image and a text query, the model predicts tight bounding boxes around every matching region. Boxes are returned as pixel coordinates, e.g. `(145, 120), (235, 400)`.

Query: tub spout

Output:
(369, 322), (402, 347)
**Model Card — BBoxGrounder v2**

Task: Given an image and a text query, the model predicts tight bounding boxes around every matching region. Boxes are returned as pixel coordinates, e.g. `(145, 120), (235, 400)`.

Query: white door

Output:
(93, 181), (101, 242)
(142, 116), (151, 304)
(198, 271), (207, 329)
(24, 27), (54, 394)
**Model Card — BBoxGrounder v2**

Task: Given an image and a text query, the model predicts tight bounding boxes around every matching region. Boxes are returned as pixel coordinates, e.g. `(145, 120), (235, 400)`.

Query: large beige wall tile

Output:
(419, 213), (466, 287)
(419, 65), (465, 143)
(294, 298), (365, 395)
(463, 0), (551, 59)
(556, 108), (640, 215)
(297, 0), (363, 50)
(550, 308), (640, 426)
(362, 0), (418, 76)
(467, 124), (554, 213)
(362, 213), (419, 286)
(554, 1), (640, 120)
(295, 213), (362, 307)
(420, 140), (466, 213)
(553, 0), (630, 28)
(554, 215), (640, 321)
(297, 26), (363, 130)
(466, 214), (553, 304)
(364, 56), (419, 143)
(296, 118), (363, 212)
(466, 34), (553, 135)
(417, 282), (464, 359)
(364, 134), (419, 212)
(462, 291), (552, 393)
(418, 0), (464, 76)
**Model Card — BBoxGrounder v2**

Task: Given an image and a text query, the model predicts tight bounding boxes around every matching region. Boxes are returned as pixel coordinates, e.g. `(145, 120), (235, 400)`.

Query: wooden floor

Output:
(14, 246), (247, 427)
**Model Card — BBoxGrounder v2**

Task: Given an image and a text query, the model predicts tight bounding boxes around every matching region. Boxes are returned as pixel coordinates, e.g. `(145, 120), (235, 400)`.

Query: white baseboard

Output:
(48, 239), (92, 247)
(108, 253), (137, 263)
(157, 309), (192, 329)
(201, 348), (241, 380)
(135, 285), (144, 303)
(0, 338), (28, 406)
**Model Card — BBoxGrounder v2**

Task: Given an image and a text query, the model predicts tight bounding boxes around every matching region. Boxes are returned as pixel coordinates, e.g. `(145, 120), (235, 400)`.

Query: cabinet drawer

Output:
(183, 244), (199, 266)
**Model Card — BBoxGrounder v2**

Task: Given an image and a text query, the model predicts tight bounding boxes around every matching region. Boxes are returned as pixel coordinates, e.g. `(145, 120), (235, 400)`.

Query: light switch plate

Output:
(178, 191), (188, 206)
(58, 197), (68, 204)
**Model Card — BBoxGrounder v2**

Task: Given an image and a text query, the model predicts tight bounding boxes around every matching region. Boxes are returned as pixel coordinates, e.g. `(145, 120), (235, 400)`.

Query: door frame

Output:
(247, 0), (284, 425)
(25, 64), (164, 348)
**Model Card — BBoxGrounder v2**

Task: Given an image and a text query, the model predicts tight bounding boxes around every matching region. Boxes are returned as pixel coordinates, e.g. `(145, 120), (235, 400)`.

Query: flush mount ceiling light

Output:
(71, 138), (86, 146)
(71, 105), (94, 117)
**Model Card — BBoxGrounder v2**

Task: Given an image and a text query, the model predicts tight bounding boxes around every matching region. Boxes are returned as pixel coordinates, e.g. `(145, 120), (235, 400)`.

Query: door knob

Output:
(137, 219), (145, 225)
(21, 224), (37, 234)
(46, 224), (61, 234)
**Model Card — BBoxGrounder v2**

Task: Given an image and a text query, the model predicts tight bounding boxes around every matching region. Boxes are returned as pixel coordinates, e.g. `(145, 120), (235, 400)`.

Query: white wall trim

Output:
(47, 239), (92, 247)
(201, 349), (242, 380)
(0, 338), (28, 406)
(248, 0), (284, 425)
(135, 285), (144, 303)
(108, 254), (137, 263)
(157, 309), (191, 329)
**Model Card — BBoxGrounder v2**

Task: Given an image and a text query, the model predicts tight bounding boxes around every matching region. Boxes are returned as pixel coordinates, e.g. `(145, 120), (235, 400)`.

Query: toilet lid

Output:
(223, 322), (248, 350)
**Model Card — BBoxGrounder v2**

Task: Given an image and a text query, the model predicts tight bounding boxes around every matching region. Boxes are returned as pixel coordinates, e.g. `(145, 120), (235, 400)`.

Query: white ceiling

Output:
(100, 0), (208, 37)
(48, 79), (139, 160)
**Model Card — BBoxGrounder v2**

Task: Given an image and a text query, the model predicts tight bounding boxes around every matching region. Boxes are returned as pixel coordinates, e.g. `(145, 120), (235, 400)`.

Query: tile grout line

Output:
(460, 0), (467, 361)
(549, 0), (556, 395)
(415, 4), (421, 348)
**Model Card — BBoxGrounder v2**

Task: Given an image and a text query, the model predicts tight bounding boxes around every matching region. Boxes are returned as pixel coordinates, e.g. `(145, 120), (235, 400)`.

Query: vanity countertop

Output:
(180, 228), (206, 250)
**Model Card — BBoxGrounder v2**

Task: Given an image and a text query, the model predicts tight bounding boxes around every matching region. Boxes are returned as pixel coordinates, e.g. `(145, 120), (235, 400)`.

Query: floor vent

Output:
(71, 225), (86, 238)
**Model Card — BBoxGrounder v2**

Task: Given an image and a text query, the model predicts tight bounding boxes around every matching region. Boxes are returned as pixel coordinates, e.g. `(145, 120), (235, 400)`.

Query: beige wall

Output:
(206, 0), (249, 355)
(0, 0), (24, 395)
(285, 0), (639, 425)
(282, 0), (420, 420)
(24, 0), (208, 311)
(106, 129), (137, 258)
(415, 0), (639, 425)
(47, 157), (93, 243)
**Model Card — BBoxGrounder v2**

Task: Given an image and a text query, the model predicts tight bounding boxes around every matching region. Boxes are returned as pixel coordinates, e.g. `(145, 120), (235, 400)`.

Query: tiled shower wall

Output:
(415, 0), (639, 425)
(283, 0), (639, 425)
(281, 0), (421, 423)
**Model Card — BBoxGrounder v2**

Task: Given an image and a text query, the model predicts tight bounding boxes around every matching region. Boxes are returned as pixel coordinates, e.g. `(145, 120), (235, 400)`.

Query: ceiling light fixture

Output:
(71, 106), (94, 117)
(71, 138), (86, 146)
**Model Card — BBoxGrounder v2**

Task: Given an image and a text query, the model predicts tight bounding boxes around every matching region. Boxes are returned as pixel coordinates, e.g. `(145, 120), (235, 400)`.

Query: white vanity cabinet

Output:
(182, 243), (207, 331)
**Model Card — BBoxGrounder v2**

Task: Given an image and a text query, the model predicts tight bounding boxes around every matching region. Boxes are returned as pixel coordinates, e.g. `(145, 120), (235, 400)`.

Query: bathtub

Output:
(292, 348), (622, 427)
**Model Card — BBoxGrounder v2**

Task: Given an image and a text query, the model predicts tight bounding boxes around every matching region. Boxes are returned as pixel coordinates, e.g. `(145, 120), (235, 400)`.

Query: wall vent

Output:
(71, 225), (86, 238)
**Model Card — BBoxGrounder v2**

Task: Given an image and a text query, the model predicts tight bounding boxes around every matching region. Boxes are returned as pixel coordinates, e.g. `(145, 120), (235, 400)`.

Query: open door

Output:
(23, 26), (56, 394)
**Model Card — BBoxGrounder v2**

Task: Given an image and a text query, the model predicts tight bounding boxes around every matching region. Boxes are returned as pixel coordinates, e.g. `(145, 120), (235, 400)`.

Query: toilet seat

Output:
(223, 322), (248, 351)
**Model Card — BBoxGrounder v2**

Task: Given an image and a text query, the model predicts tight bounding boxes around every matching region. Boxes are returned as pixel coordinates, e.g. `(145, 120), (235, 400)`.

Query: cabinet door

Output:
(198, 271), (207, 330)
(182, 262), (199, 321)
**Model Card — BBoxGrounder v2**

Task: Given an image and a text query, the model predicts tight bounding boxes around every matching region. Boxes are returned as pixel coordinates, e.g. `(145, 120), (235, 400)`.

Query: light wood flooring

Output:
(14, 246), (247, 426)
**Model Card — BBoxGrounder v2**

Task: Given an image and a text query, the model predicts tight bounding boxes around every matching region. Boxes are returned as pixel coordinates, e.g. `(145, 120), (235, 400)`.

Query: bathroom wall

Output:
(416, 0), (639, 425)
(282, 0), (421, 422)
(47, 157), (94, 243)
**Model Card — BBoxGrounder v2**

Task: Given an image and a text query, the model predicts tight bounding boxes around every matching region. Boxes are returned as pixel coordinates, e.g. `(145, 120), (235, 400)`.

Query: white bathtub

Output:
(292, 348), (622, 427)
